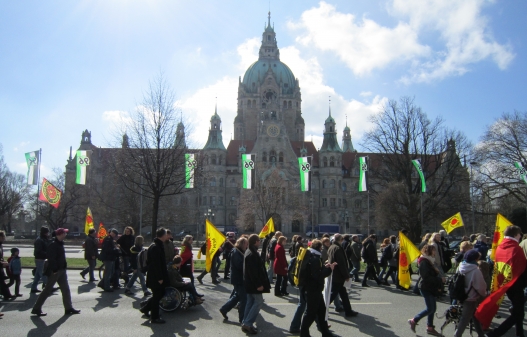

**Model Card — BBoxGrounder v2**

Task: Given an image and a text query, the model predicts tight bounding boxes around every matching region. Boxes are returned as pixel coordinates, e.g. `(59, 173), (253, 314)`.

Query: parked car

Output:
(176, 230), (192, 241)
(449, 240), (462, 253)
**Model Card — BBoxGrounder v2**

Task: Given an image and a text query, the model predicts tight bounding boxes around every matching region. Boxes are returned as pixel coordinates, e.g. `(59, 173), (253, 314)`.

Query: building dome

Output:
(242, 60), (296, 93)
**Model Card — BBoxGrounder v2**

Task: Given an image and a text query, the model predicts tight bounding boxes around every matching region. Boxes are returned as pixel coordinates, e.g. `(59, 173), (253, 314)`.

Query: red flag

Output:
(97, 222), (107, 239)
(474, 238), (527, 329)
(38, 178), (62, 208)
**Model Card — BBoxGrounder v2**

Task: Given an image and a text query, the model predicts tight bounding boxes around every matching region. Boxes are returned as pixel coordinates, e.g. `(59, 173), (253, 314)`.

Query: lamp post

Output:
(139, 175), (143, 236)
(470, 161), (479, 234)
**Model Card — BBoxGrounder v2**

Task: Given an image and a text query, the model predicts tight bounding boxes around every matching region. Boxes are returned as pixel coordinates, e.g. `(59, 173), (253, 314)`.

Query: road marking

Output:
(266, 302), (392, 306)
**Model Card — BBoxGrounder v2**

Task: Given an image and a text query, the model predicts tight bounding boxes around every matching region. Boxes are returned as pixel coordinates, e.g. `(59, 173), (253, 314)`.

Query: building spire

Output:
(268, 11), (271, 28)
(215, 97), (218, 115)
(329, 96), (332, 116)
(345, 114), (348, 127)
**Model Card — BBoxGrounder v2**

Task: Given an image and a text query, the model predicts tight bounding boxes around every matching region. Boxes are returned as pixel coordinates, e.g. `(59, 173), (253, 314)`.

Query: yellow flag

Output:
(259, 217), (275, 239)
(441, 212), (464, 234)
(84, 207), (94, 235)
(398, 231), (421, 289)
(490, 213), (512, 261)
(205, 219), (226, 272)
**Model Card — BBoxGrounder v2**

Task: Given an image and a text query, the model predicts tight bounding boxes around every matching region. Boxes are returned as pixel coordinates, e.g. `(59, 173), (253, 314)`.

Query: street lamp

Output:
(470, 161), (479, 234)
(204, 209), (214, 221)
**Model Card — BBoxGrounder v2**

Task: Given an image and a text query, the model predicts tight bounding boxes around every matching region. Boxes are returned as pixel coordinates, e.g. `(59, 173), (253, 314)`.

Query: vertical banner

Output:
(514, 161), (527, 185)
(412, 159), (426, 193)
(242, 154), (255, 189)
(185, 153), (197, 188)
(358, 156), (368, 192)
(25, 150), (40, 185)
(76, 150), (90, 185)
(298, 157), (311, 192)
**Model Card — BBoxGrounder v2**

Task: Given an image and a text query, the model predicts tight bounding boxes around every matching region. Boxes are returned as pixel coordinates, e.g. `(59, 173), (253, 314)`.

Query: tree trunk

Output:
(151, 196), (160, 239)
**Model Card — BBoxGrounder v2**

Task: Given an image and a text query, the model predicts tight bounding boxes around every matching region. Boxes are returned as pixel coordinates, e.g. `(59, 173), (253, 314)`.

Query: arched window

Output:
(283, 100), (287, 108)
(322, 180), (326, 188)
(342, 182), (347, 191)
(219, 155), (222, 165)
(253, 99), (256, 107)
(211, 154), (217, 165)
(210, 177), (216, 186)
(323, 157), (328, 167)
(288, 101), (292, 109)
(278, 152), (283, 162)
(203, 196), (208, 205)
(296, 102), (299, 108)
(270, 150), (276, 162)
(247, 99), (251, 108)
(262, 102), (266, 108)
(355, 199), (361, 209)
(262, 152), (267, 162)
(342, 199), (347, 207)
(311, 181), (316, 189)
(330, 179), (335, 188)
(330, 157), (335, 167)
(230, 178), (236, 187)
(330, 127), (333, 132)
(219, 178), (224, 187)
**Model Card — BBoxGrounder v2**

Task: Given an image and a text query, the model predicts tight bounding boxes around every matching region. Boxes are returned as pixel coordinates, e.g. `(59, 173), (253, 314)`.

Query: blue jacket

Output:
(9, 256), (21, 275)
(229, 247), (245, 286)
(474, 241), (489, 260)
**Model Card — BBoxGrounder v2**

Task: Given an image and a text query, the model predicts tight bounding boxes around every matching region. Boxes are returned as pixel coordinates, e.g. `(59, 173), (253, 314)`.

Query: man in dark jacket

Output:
(473, 234), (489, 261)
(140, 227), (169, 324)
(349, 235), (362, 282)
(0, 230), (15, 300)
(220, 237), (248, 323)
(362, 234), (383, 287)
(223, 232), (236, 279)
(327, 234), (358, 317)
(242, 234), (271, 334)
(31, 228), (80, 316)
(80, 228), (99, 282)
(100, 229), (121, 292)
(300, 239), (336, 337)
(31, 226), (51, 293)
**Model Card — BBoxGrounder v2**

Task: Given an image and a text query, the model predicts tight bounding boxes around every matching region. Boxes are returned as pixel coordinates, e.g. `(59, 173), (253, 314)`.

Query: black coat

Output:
(146, 238), (169, 288)
(304, 250), (332, 293)
(101, 236), (120, 261)
(230, 248), (245, 286)
(417, 257), (442, 295)
(84, 235), (99, 260)
(34, 236), (51, 260)
(117, 234), (135, 257)
(47, 239), (67, 273)
(244, 246), (271, 294)
(327, 242), (349, 283)
(362, 239), (377, 264)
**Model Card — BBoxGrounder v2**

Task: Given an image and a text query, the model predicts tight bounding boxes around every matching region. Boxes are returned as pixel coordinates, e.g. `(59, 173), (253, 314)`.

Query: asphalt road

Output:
(0, 271), (523, 337)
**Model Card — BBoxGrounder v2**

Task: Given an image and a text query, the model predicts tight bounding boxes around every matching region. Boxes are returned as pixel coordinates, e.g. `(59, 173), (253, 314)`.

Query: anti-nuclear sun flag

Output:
(38, 178), (62, 208)
(97, 222), (107, 239)
(76, 150), (90, 185)
(185, 153), (197, 188)
(440, 213), (464, 234)
(259, 217), (275, 239)
(84, 208), (95, 235)
(298, 157), (311, 192)
(490, 213), (512, 261)
(205, 219), (226, 272)
(242, 154), (255, 189)
(398, 231), (421, 289)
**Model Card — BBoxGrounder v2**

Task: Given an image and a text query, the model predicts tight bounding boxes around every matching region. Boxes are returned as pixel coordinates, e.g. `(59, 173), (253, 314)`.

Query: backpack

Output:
(448, 272), (472, 303)
(292, 247), (312, 287)
(137, 248), (148, 274)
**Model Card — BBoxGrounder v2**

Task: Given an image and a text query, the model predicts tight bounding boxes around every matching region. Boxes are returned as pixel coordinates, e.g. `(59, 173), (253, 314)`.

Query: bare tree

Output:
(362, 97), (471, 241)
(109, 74), (191, 236)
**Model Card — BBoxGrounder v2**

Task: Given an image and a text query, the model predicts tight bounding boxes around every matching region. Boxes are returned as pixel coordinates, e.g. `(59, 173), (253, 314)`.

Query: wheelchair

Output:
(159, 287), (196, 312)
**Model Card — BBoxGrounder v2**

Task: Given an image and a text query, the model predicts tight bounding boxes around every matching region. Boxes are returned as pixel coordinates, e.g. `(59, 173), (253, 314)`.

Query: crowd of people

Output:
(0, 224), (526, 337)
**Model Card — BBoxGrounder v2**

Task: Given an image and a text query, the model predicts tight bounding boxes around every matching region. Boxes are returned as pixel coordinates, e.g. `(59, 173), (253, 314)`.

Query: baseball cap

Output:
(464, 249), (480, 263)
(55, 228), (69, 236)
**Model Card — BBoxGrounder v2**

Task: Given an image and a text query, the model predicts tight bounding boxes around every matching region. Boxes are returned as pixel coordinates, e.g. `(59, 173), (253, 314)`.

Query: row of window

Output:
(320, 198), (374, 209)
(246, 99), (299, 109)
(322, 157), (341, 167)
(204, 177), (237, 187)
(175, 196), (237, 207)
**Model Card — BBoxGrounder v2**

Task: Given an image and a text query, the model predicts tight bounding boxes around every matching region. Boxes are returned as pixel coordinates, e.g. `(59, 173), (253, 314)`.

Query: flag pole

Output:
(35, 148), (42, 235)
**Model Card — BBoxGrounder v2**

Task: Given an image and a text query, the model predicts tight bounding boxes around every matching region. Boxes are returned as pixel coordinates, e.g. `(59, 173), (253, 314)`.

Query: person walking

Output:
(30, 226), (51, 293)
(125, 235), (150, 296)
(223, 232), (236, 279)
(197, 248), (222, 285)
(267, 231), (282, 283)
(117, 226), (135, 281)
(80, 228), (98, 282)
(428, 233), (447, 278)
(99, 229), (121, 292)
(274, 236), (289, 296)
(361, 234), (383, 287)
(349, 235), (362, 282)
(378, 238), (391, 281)
(0, 231), (15, 300)
(140, 228), (169, 324)
(31, 228), (80, 316)
(163, 229), (176, 265)
(7, 248), (22, 297)
(382, 236), (398, 286)
(219, 237), (248, 323)
(242, 234), (271, 334)
(408, 244), (444, 336)
(328, 234), (358, 317)
(300, 239), (336, 337)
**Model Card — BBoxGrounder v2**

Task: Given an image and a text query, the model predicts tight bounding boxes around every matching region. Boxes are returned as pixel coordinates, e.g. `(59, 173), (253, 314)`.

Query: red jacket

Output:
(273, 243), (288, 276)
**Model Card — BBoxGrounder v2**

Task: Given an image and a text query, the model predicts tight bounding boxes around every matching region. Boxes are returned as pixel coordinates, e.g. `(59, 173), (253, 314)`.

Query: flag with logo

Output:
(490, 213), (512, 261)
(76, 150), (90, 185)
(412, 159), (426, 192)
(97, 222), (107, 239)
(514, 161), (527, 185)
(298, 157), (311, 192)
(398, 231), (421, 289)
(259, 217), (275, 239)
(440, 212), (464, 234)
(205, 219), (226, 272)
(242, 154), (255, 189)
(358, 156), (368, 192)
(25, 150), (40, 185)
(84, 207), (95, 235)
(185, 153), (197, 188)
(38, 178), (62, 208)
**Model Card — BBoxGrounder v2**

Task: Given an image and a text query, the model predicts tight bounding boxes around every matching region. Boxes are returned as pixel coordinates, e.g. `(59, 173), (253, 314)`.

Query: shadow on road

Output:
(77, 282), (96, 294)
(28, 315), (70, 337)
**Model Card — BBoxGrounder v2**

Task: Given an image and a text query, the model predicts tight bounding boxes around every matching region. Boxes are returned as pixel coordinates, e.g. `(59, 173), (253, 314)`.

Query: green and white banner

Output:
(298, 157), (311, 192)
(514, 161), (527, 185)
(412, 159), (426, 193)
(76, 150), (90, 185)
(358, 157), (368, 192)
(185, 153), (197, 188)
(25, 150), (40, 185)
(242, 154), (255, 189)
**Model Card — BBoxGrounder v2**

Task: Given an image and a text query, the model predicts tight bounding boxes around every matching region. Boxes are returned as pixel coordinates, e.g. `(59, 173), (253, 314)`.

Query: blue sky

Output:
(1, 0), (526, 181)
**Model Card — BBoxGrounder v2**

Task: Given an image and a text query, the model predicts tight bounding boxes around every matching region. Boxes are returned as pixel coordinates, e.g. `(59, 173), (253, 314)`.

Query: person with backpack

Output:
(267, 231), (282, 283)
(408, 244), (445, 336)
(124, 235), (151, 296)
(382, 236), (398, 286)
(300, 239), (336, 337)
(452, 249), (486, 337)
(80, 228), (99, 282)
(361, 234), (383, 287)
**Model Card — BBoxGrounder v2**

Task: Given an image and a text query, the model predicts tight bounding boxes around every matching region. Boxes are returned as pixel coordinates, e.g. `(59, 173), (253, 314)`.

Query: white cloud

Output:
(236, 37), (260, 72)
(289, 1), (514, 83)
(102, 110), (131, 124)
(13, 141), (30, 152)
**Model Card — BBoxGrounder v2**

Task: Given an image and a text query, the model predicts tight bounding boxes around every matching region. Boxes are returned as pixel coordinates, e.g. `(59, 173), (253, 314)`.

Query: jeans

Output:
(7, 274), (21, 295)
(126, 270), (147, 292)
(454, 300), (485, 337)
(81, 259), (96, 281)
(267, 259), (275, 283)
(243, 293), (263, 327)
(220, 284), (247, 323)
(275, 274), (288, 295)
(378, 265), (388, 280)
(31, 259), (47, 290)
(414, 289), (437, 327)
(103, 260), (115, 290)
(350, 260), (361, 280)
(383, 266), (398, 284)
(362, 263), (380, 285)
(32, 269), (73, 312)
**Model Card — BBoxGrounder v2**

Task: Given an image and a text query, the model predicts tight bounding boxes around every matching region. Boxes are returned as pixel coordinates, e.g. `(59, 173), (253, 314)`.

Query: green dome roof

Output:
(210, 112), (221, 122)
(242, 59), (296, 91)
(325, 115), (335, 124)
(344, 125), (350, 131)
